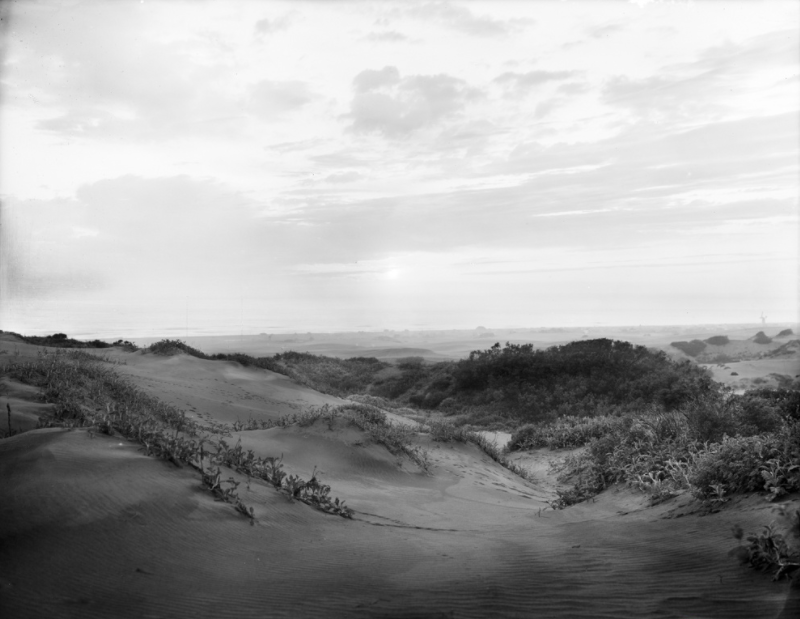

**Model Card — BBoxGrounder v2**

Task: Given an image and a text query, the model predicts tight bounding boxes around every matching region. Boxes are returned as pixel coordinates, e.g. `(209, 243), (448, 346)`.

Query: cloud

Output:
(587, 23), (624, 39)
(534, 98), (561, 119)
(557, 81), (590, 95)
(405, 2), (531, 37)
(364, 30), (408, 42)
(324, 171), (364, 184)
(248, 80), (316, 117)
(602, 29), (799, 123)
(16, 2), (239, 141)
(494, 70), (579, 92)
(353, 66), (401, 92)
(262, 110), (798, 265)
(254, 15), (291, 36)
(347, 67), (480, 137)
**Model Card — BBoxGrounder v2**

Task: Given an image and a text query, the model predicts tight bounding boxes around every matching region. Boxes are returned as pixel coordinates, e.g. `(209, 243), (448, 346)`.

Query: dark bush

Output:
(777, 329), (794, 337)
(148, 339), (210, 358)
(704, 335), (730, 346)
(753, 331), (772, 344)
(671, 340), (707, 357)
(113, 340), (139, 351)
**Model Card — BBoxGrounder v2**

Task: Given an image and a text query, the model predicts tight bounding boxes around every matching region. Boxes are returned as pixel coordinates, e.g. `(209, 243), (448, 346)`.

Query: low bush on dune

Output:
(340, 403), (431, 470)
(670, 339), (707, 357)
(2, 349), (354, 520)
(347, 393), (404, 409)
(509, 415), (631, 451)
(426, 418), (473, 443)
(271, 353), (388, 396)
(735, 504), (800, 582)
(526, 391), (800, 509)
(386, 339), (713, 426)
(148, 339), (211, 358)
(777, 329), (794, 337)
(704, 335), (730, 346)
(753, 331), (773, 344)
(112, 339), (139, 351)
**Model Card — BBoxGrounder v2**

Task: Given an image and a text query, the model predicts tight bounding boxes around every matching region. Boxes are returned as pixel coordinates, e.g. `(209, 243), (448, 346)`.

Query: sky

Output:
(0, 0), (798, 338)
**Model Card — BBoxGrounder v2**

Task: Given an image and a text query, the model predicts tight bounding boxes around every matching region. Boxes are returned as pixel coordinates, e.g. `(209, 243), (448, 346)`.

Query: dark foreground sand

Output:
(1, 339), (798, 618)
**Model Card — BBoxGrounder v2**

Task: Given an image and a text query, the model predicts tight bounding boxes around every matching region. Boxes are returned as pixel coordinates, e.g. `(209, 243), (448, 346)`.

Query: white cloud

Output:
(248, 80), (316, 117)
(348, 68), (480, 136)
(2, 0), (798, 334)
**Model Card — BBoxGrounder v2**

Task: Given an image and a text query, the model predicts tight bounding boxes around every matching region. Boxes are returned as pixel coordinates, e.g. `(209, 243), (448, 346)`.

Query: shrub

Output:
(545, 390), (800, 508)
(148, 339), (210, 358)
(682, 396), (741, 443)
(426, 419), (471, 443)
(509, 415), (630, 451)
(671, 340), (707, 357)
(689, 435), (782, 498)
(753, 331), (772, 344)
(777, 329), (794, 337)
(113, 339), (139, 351)
(704, 335), (730, 346)
(745, 389), (800, 421)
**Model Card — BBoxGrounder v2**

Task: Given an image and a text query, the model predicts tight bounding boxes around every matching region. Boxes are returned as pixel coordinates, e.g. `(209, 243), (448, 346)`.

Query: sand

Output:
(1, 338), (798, 618)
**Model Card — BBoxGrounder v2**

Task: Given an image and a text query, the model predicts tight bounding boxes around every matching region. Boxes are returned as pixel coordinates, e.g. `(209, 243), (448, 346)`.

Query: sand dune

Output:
(1, 342), (797, 618)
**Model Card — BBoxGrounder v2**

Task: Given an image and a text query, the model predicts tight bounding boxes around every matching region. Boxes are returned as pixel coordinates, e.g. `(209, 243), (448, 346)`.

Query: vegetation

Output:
(12, 336), (793, 515)
(670, 339), (707, 357)
(1, 349), (354, 519)
(736, 504), (800, 581)
(509, 389), (800, 509)
(0, 330), (113, 349)
(704, 335), (730, 346)
(777, 329), (794, 337)
(139, 339), (714, 432)
(439, 340), (712, 424)
(148, 338), (211, 358)
(112, 339), (139, 351)
(754, 331), (773, 344)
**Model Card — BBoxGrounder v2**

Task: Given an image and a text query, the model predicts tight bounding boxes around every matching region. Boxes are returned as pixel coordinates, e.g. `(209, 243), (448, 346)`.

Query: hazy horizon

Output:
(2, 1), (798, 338)
(6, 320), (799, 344)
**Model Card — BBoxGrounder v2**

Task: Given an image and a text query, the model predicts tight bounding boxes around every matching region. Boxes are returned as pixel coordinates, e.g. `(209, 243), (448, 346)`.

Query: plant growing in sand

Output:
(533, 390), (800, 508)
(735, 504), (800, 581)
(4, 349), (355, 520)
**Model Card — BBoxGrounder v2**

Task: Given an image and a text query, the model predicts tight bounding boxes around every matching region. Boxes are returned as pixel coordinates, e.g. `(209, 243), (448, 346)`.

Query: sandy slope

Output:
(703, 357), (800, 392)
(1, 342), (798, 618)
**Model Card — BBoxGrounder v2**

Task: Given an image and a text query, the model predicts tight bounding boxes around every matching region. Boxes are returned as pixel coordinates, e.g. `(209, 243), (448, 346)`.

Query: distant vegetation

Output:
(703, 335), (730, 346)
(753, 331), (773, 344)
(1, 331), (113, 349)
(670, 339), (707, 357)
(777, 329), (794, 337)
